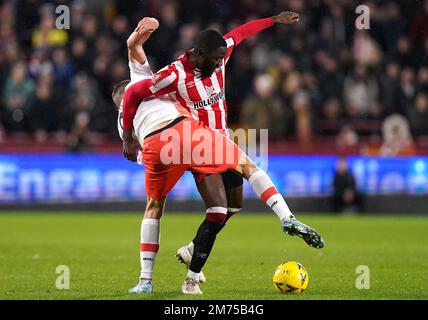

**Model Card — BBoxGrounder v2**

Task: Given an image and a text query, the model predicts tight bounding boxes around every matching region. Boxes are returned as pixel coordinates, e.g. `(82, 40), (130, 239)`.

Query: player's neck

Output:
(188, 51), (201, 70)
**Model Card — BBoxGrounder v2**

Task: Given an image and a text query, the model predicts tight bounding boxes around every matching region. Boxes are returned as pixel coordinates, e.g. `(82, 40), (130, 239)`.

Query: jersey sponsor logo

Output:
(186, 80), (195, 88)
(193, 88), (225, 109)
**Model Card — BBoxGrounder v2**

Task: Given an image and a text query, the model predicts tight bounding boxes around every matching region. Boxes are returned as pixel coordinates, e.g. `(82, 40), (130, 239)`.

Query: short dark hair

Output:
(112, 79), (131, 109)
(194, 29), (226, 53)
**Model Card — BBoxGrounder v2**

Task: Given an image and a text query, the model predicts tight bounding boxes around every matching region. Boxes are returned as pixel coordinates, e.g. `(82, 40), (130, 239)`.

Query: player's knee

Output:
(205, 206), (228, 225)
(144, 197), (165, 219)
(238, 162), (259, 180)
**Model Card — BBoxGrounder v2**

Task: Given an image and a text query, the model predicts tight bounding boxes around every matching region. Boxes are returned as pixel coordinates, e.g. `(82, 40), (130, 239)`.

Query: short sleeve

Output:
(129, 61), (153, 82)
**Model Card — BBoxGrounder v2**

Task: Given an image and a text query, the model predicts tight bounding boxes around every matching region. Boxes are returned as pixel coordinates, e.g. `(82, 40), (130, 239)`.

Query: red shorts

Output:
(142, 117), (240, 200)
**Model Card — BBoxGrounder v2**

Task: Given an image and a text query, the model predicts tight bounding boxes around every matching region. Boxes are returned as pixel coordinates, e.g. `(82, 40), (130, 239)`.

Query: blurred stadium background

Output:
(0, 0), (427, 213)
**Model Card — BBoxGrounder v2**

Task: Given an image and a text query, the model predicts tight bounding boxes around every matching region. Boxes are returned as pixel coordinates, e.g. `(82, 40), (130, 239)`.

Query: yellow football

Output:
(273, 261), (309, 294)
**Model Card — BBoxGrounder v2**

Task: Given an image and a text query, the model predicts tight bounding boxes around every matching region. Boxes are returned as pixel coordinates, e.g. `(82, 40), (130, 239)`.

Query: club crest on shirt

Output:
(204, 85), (215, 96)
(152, 73), (162, 84)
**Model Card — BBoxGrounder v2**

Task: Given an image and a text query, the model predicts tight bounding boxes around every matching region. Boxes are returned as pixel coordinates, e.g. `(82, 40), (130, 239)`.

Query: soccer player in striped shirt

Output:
(122, 12), (324, 293)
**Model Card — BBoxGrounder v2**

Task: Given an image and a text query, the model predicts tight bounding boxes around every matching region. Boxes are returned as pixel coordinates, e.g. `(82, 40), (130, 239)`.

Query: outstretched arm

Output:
(127, 17), (159, 64)
(224, 11), (299, 46)
(122, 18), (159, 161)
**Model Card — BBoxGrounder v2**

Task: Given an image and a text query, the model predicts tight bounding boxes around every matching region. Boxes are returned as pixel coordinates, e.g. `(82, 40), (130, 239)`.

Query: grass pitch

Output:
(0, 212), (427, 300)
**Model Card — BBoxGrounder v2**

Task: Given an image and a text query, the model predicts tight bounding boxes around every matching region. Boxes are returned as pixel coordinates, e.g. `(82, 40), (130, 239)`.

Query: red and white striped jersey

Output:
(145, 36), (236, 136)
(122, 18), (275, 135)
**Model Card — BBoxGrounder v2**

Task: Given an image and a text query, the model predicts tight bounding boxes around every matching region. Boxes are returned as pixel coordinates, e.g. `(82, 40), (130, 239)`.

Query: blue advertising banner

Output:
(0, 154), (427, 203)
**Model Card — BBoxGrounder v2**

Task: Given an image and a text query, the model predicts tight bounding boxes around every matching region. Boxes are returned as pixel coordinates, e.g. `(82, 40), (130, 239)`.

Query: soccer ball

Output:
(273, 261), (309, 294)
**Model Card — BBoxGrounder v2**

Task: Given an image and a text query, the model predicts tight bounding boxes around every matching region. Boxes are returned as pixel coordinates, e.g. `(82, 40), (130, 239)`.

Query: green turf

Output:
(0, 212), (427, 300)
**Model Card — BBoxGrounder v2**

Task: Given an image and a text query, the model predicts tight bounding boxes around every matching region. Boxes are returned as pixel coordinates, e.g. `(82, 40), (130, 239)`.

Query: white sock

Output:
(140, 218), (160, 280)
(248, 169), (294, 221)
(187, 241), (194, 255)
(187, 269), (200, 281)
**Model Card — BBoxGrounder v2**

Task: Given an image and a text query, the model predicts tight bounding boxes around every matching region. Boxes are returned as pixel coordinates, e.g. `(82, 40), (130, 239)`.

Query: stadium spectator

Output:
(32, 5), (68, 49)
(397, 67), (417, 115)
(28, 50), (53, 80)
(52, 48), (75, 92)
(336, 125), (359, 149)
(380, 114), (415, 156)
(147, 0), (180, 68)
(70, 0), (87, 31)
(320, 98), (342, 135)
(380, 62), (401, 115)
(417, 66), (428, 93)
(292, 91), (313, 143)
(419, 38), (428, 68)
(1, 43), (23, 98)
(31, 75), (61, 141)
(65, 111), (93, 152)
(389, 36), (415, 69)
(0, 2), (16, 50)
(380, 2), (406, 51)
(80, 14), (98, 45)
(343, 64), (381, 118)
(333, 157), (362, 214)
(241, 73), (288, 138)
(173, 23), (200, 58)
(71, 37), (92, 73)
(109, 59), (128, 94)
(408, 93), (428, 136)
(111, 16), (131, 60)
(316, 14), (344, 54)
(1, 61), (35, 132)
(409, 0), (428, 48)
(352, 29), (382, 67)
(315, 50), (345, 104)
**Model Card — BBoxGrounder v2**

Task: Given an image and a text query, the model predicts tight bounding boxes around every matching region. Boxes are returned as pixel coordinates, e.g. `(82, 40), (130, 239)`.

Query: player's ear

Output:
(197, 48), (205, 56)
(112, 80), (130, 109)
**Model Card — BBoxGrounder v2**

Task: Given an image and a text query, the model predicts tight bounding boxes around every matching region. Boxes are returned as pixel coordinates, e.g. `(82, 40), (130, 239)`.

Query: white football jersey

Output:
(117, 61), (181, 145)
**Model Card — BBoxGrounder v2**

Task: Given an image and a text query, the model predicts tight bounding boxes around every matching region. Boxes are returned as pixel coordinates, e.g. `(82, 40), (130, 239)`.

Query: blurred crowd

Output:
(0, 0), (427, 152)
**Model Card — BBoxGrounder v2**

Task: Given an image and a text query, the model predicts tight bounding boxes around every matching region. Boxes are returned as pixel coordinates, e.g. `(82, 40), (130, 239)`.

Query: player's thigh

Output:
(145, 165), (187, 201)
(143, 132), (188, 200)
(221, 171), (243, 209)
(194, 173), (228, 209)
